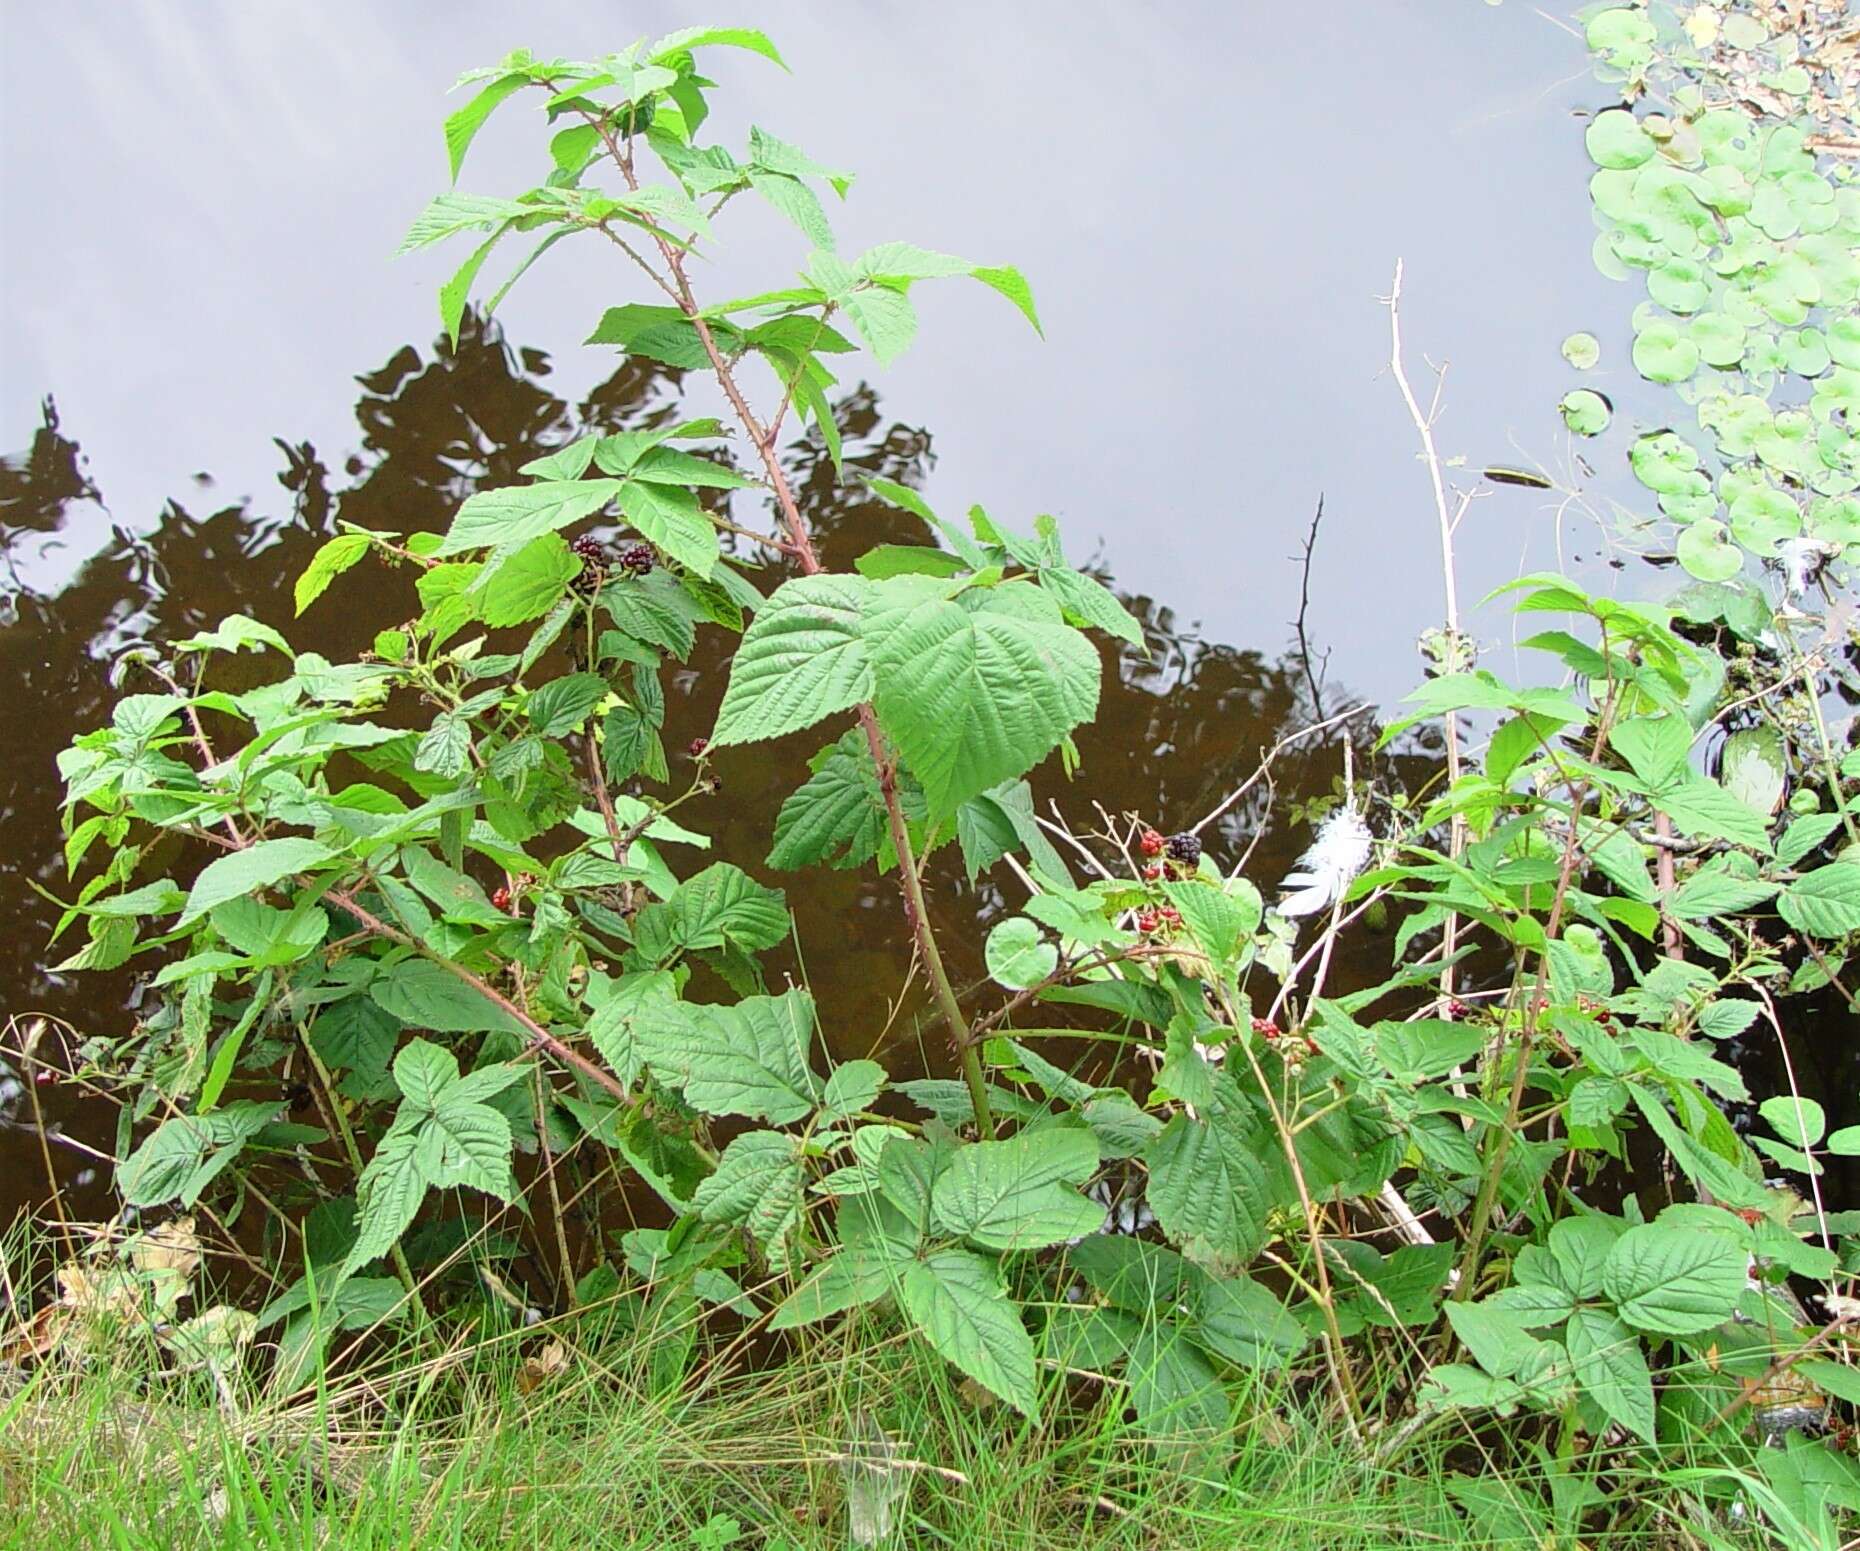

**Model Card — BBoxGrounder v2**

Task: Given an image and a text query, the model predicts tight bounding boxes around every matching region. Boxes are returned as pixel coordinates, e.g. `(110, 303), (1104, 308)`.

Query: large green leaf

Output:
(631, 862), (789, 958)
(767, 730), (900, 871)
(1143, 1106), (1269, 1274)
(862, 579), (1099, 820)
(342, 1129), (425, 1278)
(898, 1250), (1039, 1416)
(432, 479), (625, 559)
(1565, 1308), (1654, 1442)
(1190, 1274), (1308, 1369)
(1601, 1224), (1745, 1334)
(691, 1129), (806, 1266)
(180, 838), (336, 926)
(712, 575), (872, 746)
(929, 1127), (1102, 1251)
(615, 480), (719, 577)
(1778, 863), (1860, 938)
(1126, 1322), (1228, 1461)
(480, 533), (580, 626)
(415, 1101), (516, 1200)
(369, 959), (527, 1036)
(634, 987), (822, 1123)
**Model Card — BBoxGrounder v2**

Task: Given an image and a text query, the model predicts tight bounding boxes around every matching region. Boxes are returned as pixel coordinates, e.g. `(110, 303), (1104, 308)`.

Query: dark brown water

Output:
(11, 4), (1850, 1230)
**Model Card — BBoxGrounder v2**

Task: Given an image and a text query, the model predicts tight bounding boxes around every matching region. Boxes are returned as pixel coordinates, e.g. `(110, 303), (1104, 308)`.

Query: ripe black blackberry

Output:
(570, 534), (607, 564)
(1164, 832), (1201, 866)
(617, 541), (655, 576)
(569, 534), (608, 596)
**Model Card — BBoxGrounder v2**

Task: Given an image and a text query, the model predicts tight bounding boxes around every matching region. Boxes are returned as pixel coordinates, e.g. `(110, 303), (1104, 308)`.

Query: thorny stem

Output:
(328, 885), (632, 1105)
(577, 102), (991, 1134)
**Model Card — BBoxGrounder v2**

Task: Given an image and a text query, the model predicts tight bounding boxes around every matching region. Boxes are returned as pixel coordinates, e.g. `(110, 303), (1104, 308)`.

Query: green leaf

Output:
(984, 917), (1057, 990)
(415, 1101), (516, 1199)
(615, 480), (719, 577)
(634, 987), (821, 1123)
(1444, 1301), (1541, 1380)
(343, 1131), (425, 1277)
(769, 1247), (897, 1331)
(180, 838), (336, 926)
(1760, 1095), (1826, 1149)
(480, 533), (580, 627)
(692, 1129), (806, 1266)
(1779, 864), (1860, 938)
(1038, 566), (1143, 648)
(767, 730), (906, 872)
(929, 1128), (1102, 1252)
(397, 193), (534, 255)
(444, 73), (527, 183)
(649, 26), (787, 68)
(820, 1059), (886, 1120)
(1189, 1275), (1308, 1369)
(433, 479), (625, 560)
(294, 534), (370, 615)
(842, 284), (918, 364)
(528, 672), (609, 736)
(1143, 1107), (1269, 1273)
(712, 575), (872, 747)
(1601, 1223), (1745, 1335)
(862, 579), (1099, 821)
(897, 1250), (1038, 1416)
(1565, 1308), (1654, 1442)
(369, 959), (527, 1036)
(633, 862), (789, 957)
(1657, 780), (1773, 852)
(1126, 1323), (1227, 1459)
(393, 1038), (458, 1110)
(1161, 879), (1259, 969)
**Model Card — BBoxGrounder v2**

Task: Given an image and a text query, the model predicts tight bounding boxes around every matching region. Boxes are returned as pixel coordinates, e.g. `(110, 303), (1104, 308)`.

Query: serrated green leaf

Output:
(898, 1250), (1038, 1416)
(616, 480), (719, 577)
(294, 534), (370, 616)
(634, 987), (821, 1123)
(1601, 1223), (1745, 1334)
(930, 1128), (1101, 1251)
(984, 917), (1057, 990)
(180, 839), (336, 926)
(1565, 1308), (1654, 1441)
(1779, 864), (1860, 938)
(713, 575), (872, 747)
(1143, 1107), (1269, 1273)
(480, 533), (580, 627)
(692, 1128), (806, 1266)
(862, 580), (1099, 820)
(433, 479), (625, 560)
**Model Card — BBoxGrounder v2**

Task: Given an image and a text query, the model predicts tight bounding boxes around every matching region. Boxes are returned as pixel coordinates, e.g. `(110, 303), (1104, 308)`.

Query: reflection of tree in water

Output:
(0, 311), (1372, 1212)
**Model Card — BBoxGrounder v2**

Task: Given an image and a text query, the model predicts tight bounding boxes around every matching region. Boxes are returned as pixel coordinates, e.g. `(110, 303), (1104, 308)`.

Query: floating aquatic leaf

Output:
(1561, 331), (1601, 370)
(1560, 389), (1612, 437)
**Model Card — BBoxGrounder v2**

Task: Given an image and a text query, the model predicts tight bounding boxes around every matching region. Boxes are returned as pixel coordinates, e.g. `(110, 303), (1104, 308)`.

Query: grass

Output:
(0, 1223), (1814, 1550)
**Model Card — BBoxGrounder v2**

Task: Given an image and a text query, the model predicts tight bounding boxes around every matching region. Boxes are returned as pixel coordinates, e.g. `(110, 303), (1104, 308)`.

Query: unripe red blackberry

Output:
(688, 736), (709, 758)
(492, 885), (512, 912)
(1164, 832), (1201, 866)
(1135, 908), (1161, 934)
(1138, 828), (1164, 858)
(617, 541), (655, 576)
(1142, 863), (1162, 881)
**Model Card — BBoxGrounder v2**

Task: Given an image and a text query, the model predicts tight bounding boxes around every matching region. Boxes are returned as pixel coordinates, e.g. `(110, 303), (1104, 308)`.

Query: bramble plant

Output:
(32, 7), (1860, 1542)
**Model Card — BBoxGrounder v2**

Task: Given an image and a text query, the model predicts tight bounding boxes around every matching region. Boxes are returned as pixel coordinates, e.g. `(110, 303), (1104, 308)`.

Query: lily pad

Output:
(1587, 109), (1655, 170)
(1676, 520), (1744, 583)
(1689, 312), (1748, 368)
(1649, 259), (1711, 315)
(1633, 320), (1700, 384)
(1560, 389), (1612, 437)
(1562, 332), (1601, 370)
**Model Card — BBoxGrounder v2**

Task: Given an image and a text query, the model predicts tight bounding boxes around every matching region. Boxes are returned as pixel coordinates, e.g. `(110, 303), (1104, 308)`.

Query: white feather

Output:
(1277, 806), (1372, 920)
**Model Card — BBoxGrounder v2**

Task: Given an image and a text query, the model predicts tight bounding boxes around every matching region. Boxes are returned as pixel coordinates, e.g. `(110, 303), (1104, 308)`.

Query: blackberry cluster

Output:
(617, 541), (656, 576)
(570, 534), (608, 596)
(1164, 832), (1201, 866)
